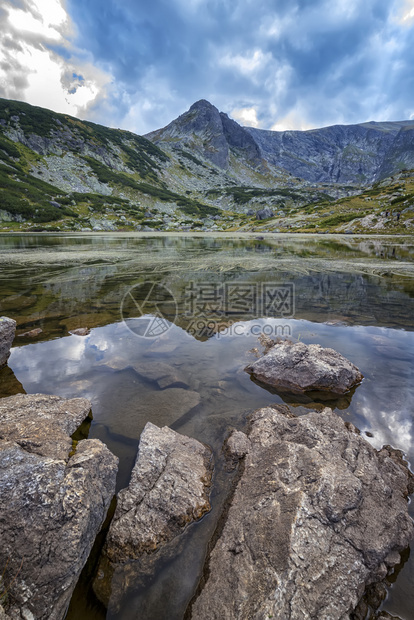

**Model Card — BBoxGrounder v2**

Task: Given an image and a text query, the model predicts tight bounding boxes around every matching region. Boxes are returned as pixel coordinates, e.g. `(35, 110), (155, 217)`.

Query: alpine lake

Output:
(1, 232), (414, 620)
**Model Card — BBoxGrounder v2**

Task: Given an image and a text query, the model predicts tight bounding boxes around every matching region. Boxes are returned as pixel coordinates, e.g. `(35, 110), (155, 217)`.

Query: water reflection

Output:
(1, 234), (414, 340)
(5, 317), (414, 618)
(1, 233), (414, 619)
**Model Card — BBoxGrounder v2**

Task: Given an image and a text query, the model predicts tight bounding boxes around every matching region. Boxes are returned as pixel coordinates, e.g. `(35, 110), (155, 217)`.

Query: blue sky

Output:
(0, 0), (414, 134)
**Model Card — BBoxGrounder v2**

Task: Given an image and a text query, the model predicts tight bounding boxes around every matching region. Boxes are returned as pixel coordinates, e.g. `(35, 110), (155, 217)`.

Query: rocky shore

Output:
(0, 321), (412, 620)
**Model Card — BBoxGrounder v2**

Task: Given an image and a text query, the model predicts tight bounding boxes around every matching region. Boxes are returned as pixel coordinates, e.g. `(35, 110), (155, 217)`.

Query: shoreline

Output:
(1, 230), (414, 239)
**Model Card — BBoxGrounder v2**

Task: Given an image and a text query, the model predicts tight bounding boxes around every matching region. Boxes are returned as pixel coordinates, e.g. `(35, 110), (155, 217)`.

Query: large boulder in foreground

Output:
(0, 317), (16, 367)
(0, 394), (118, 620)
(245, 340), (363, 395)
(105, 421), (213, 563)
(190, 405), (414, 620)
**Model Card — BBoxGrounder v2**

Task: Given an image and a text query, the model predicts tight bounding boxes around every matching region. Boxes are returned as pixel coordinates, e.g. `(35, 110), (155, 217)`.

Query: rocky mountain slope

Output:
(146, 99), (414, 185)
(247, 121), (414, 185)
(0, 96), (413, 233)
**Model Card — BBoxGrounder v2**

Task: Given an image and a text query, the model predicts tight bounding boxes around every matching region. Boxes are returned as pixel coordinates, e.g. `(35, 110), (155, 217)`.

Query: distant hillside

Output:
(246, 121), (414, 184)
(0, 97), (413, 234)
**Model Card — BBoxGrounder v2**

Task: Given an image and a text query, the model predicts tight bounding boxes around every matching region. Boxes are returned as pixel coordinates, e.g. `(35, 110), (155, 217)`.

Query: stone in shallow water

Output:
(93, 423), (213, 611)
(105, 421), (213, 563)
(97, 386), (201, 440)
(132, 361), (189, 388)
(245, 339), (363, 395)
(69, 327), (90, 336)
(190, 405), (414, 620)
(0, 393), (118, 620)
(103, 358), (189, 389)
(0, 316), (16, 367)
(16, 327), (42, 338)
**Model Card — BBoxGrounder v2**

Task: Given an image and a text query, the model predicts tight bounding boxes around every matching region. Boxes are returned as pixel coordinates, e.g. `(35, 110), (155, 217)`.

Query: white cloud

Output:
(0, 0), (111, 119)
(231, 106), (260, 127)
(271, 108), (316, 132)
(323, 0), (360, 21)
(219, 49), (272, 76)
(399, 0), (414, 22)
(7, 0), (67, 40)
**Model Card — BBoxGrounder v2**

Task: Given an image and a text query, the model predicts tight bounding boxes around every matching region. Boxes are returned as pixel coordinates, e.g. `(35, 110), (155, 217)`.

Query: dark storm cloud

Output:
(5, 0), (414, 132)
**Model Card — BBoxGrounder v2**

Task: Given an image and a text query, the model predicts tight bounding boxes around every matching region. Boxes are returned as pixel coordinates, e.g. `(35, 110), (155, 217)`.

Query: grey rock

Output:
(0, 394), (118, 620)
(220, 112), (262, 168)
(146, 100), (229, 169)
(0, 393), (91, 460)
(247, 120), (414, 184)
(256, 207), (274, 220)
(0, 606), (9, 620)
(0, 317), (16, 367)
(245, 340), (363, 395)
(105, 422), (213, 563)
(16, 327), (42, 338)
(69, 327), (90, 336)
(146, 99), (262, 171)
(190, 405), (414, 620)
(225, 429), (251, 465)
(90, 217), (117, 232)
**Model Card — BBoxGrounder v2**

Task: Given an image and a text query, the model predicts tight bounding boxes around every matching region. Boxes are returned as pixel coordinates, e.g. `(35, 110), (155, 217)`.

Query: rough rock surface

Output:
(69, 327), (90, 336)
(0, 394), (118, 620)
(0, 317), (16, 367)
(225, 429), (251, 468)
(256, 207), (274, 220)
(0, 606), (9, 620)
(190, 405), (414, 620)
(245, 340), (363, 395)
(105, 422), (213, 563)
(246, 121), (414, 184)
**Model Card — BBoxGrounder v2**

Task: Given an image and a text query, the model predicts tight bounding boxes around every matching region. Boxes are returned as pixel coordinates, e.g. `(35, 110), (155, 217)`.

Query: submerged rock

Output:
(69, 327), (90, 336)
(98, 387), (201, 440)
(17, 327), (43, 338)
(105, 422), (213, 563)
(190, 405), (414, 620)
(104, 358), (189, 389)
(132, 361), (189, 389)
(0, 394), (118, 620)
(245, 339), (363, 395)
(0, 317), (16, 367)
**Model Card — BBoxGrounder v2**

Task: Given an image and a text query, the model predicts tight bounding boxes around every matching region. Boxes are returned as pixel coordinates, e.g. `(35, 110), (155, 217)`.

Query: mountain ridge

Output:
(145, 98), (414, 185)
(0, 96), (413, 234)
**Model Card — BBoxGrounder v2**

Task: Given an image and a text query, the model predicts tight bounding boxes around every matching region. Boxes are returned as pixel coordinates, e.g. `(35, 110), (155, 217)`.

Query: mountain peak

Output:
(189, 99), (217, 112)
